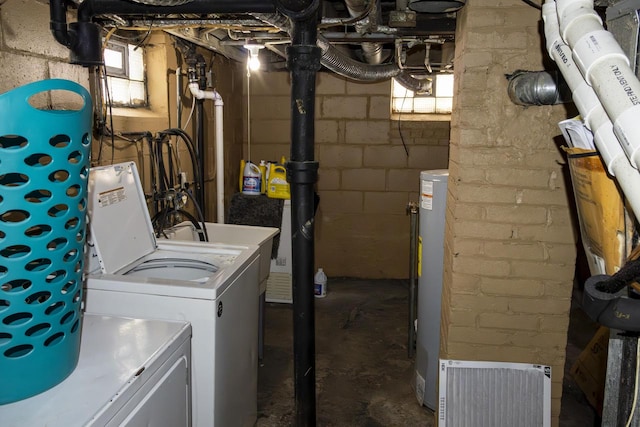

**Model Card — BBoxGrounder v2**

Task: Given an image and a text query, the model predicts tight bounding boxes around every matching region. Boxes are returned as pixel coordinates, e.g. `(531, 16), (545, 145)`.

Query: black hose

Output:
(595, 258), (640, 294)
(183, 188), (209, 242)
(159, 128), (201, 199)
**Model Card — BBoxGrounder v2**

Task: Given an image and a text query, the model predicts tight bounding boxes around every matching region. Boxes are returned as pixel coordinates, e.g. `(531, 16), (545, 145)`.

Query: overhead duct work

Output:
(252, 12), (433, 93)
(50, 0), (458, 92)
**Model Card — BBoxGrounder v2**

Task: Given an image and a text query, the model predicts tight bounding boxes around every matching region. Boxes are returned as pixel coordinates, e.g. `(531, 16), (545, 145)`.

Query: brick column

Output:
(440, 0), (577, 425)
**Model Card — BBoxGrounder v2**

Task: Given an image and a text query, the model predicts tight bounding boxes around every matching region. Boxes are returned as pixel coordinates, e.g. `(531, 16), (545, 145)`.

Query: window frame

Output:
(103, 39), (148, 108)
(390, 73), (454, 121)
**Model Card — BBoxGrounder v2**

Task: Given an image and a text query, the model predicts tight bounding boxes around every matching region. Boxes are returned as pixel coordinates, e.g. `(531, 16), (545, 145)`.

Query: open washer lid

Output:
(88, 161), (156, 274)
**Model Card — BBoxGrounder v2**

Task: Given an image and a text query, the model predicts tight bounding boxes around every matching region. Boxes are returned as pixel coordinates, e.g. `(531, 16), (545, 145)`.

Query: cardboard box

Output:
(570, 326), (609, 414)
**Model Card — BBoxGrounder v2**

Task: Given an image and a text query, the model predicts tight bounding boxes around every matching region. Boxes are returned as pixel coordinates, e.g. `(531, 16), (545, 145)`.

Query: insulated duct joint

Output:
(506, 69), (572, 106)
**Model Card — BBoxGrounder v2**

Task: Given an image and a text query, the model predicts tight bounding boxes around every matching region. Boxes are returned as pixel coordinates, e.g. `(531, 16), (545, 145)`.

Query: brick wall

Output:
(440, 0), (577, 425)
(247, 72), (450, 278)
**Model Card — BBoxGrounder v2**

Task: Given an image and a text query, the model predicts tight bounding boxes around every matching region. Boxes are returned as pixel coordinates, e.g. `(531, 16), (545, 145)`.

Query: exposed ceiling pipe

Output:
(343, 0), (384, 64)
(49, 0), (103, 65)
(506, 70), (572, 105)
(78, 0), (276, 20)
(252, 12), (431, 92)
(50, 0), (278, 65)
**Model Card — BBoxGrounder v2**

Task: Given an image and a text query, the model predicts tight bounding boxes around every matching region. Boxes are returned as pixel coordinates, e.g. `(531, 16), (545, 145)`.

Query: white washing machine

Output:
(0, 314), (192, 426)
(84, 162), (260, 427)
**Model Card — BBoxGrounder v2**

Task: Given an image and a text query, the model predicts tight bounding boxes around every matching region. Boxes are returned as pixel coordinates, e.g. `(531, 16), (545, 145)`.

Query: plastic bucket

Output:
(0, 79), (92, 403)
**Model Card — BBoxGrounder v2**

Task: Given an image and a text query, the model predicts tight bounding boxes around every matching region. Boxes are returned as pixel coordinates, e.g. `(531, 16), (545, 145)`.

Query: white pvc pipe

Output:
(543, 1), (640, 220)
(556, 0), (640, 168)
(214, 94), (224, 224)
(188, 83), (225, 224)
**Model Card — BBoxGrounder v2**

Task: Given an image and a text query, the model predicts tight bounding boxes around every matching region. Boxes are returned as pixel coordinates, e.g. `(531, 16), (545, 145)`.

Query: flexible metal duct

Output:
(506, 70), (572, 105)
(316, 35), (399, 79)
(253, 13), (431, 92)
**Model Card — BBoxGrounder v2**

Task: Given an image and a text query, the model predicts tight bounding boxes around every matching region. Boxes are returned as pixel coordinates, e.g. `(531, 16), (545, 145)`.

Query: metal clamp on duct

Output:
(583, 258), (640, 331)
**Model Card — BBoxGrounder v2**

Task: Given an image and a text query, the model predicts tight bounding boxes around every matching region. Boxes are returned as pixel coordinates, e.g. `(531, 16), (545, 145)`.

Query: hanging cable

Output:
(247, 64), (252, 162)
(183, 96), (196, 129)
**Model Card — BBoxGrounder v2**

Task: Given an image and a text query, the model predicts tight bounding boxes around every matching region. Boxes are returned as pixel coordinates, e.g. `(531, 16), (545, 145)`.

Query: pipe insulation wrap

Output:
(214, 93), (225, 224)
(545, 1), (623, 172)
(543, 0), (640, 221)
(572, 30), (629, 85)
(555, 0), (640, 169)
(613, 107), (640, 168)
(589, 60), (640, 117)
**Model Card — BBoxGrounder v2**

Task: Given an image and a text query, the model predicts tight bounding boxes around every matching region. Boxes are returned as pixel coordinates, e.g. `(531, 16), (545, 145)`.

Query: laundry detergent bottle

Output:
(242, 161), (262, 195)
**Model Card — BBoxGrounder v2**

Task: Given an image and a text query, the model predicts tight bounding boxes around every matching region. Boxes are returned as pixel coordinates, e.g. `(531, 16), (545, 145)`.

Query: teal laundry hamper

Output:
(0, 79), (91, 404)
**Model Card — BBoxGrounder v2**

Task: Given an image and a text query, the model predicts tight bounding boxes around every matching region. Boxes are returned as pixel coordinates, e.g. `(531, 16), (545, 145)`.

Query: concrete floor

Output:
(256, 278), (601, 426)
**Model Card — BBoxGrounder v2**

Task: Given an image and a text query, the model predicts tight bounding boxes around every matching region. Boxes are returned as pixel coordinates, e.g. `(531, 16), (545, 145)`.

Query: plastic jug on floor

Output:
(314, 268), (327, 298)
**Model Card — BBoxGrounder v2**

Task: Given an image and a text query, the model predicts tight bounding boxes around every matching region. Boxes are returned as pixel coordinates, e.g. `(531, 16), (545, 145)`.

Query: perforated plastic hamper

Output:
(0, 79), (92, 403)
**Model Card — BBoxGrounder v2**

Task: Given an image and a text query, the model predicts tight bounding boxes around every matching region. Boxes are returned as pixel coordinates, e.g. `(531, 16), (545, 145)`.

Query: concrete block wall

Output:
(440, 0), (577, 425)
(1, 0), (244, 222)
(246, 72), (450, 278)
(0, 0), (89, 101)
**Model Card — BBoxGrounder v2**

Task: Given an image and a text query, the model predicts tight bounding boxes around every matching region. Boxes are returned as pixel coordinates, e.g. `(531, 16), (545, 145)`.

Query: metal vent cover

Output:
(439, 359), (552, 427)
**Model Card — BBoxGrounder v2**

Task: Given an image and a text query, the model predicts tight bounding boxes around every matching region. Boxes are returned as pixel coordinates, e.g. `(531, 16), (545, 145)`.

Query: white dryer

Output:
(0, 314), (192, 427)
(84, 162), (260, 427)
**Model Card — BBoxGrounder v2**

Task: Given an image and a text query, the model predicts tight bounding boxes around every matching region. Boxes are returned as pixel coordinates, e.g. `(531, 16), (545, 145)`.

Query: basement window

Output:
(391, 73), (453, 121)
(103, 40), (147, 107)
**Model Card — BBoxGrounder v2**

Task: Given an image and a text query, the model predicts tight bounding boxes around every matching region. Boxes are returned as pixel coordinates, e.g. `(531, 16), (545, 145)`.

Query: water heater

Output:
(415, 169), (449, 410)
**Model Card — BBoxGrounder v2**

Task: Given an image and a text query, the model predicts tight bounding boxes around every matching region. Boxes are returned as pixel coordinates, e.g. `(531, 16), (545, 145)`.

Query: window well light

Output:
(244, 44), (264, 71)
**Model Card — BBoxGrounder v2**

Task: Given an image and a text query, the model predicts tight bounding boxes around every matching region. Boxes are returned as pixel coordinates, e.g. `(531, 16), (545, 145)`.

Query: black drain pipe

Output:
(280, 0), (321, 425)
(186, 54), (208, 218)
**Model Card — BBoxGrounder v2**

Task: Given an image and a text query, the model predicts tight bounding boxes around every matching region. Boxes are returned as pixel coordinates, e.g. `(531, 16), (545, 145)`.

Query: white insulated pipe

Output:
(188, 83), (225, 224)
(213, 95), (224, 224)
(543, 1), (640, 220)
(556, 0), (640, 168)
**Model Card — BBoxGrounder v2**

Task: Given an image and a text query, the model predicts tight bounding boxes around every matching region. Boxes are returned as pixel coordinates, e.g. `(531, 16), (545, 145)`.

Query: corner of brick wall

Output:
(440, 1), (577, 425)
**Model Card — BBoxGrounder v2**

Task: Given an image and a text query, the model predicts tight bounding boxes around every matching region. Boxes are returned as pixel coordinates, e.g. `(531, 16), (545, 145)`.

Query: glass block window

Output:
(103, 40), (147, 107)
(391, 73), (454, 119)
